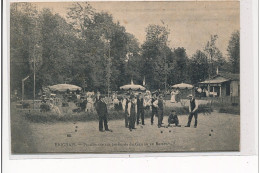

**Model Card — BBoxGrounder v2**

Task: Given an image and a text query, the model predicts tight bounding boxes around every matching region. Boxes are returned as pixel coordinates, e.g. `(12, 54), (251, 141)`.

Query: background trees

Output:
(10, 2), (239, 98)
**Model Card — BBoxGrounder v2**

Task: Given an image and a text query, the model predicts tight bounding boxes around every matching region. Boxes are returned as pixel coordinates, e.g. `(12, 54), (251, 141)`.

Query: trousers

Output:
(137, 108), (144, 125)
(151, 108), (157, 124)
(187, 112), (198, 126)
(99, 115), (108, 131)
(124, 111), (129, 127)
(158, 109), (163, 126)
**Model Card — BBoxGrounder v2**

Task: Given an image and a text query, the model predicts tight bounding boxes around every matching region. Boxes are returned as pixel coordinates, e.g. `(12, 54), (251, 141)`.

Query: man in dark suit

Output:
(95, 95), (112, 132)
(128, 94), (137, 131)
(151, 93), (158, 125)
(137, 94), (145, 125)
(157, 94), (164, 128)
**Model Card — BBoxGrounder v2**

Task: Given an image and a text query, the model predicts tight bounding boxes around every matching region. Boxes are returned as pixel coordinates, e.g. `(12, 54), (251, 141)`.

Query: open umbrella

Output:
(48, 84), (82, 92)
(172, 82), (193, 89)
(120, 80), (146, 91)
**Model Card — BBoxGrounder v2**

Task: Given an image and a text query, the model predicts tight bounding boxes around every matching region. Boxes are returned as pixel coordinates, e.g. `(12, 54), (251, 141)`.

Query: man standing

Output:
(185, 94), (199, 128)
(151, 93), (158, 125)
(96, 95), (112, 132)
(157, 94), (164, 128)
(137, 94), (145, 125)
(128, 95), (137, 131)
(122, 95), (129, 128)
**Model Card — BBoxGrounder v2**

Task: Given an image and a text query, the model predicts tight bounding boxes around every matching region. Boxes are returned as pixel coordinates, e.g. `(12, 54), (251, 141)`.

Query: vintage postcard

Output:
(10, 1), (240, 154)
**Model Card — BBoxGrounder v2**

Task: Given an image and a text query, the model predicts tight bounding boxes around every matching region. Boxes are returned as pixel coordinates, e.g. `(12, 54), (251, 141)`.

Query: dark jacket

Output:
(137, 98), (144, 110)
(96, 100), (108, 117)
(158, 99), (163, 110)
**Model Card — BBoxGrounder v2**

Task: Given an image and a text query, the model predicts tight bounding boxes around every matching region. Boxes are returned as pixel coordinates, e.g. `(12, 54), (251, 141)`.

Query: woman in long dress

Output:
(171, 90), (177, 103)
(86, 96), (94, 112)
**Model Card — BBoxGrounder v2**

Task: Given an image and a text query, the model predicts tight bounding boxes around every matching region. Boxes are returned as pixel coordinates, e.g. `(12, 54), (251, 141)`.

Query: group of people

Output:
(95, 91), (199, 132)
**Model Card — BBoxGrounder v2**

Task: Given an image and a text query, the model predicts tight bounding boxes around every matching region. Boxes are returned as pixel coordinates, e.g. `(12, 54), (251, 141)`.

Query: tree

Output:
(141, 24), (171, 90)
(168, 47), (189, 84)
(10, 3), (40, 98)
(67, 5), (141, 92)
(67, 2), (95, 39)
(188, 50), (209, 84)
(204, 35), (225, 77)
(227, 31), (240, 73)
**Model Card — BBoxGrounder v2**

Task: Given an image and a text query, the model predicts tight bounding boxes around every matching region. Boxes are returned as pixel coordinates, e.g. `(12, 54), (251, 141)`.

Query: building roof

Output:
(199, 72), (239, 84)
(199, 76), (230, 84)
(218, 72), (240, 81)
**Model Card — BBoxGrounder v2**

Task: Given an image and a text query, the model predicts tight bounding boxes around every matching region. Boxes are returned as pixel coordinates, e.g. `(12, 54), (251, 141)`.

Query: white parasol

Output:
(120, 80), (146, 91)
(48, 84), (82, 92)
(172, 82), (193, 89)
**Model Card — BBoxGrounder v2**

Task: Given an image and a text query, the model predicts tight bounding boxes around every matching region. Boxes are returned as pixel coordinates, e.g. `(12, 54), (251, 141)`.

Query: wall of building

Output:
(230, 80), (240, 96)
(221, 83), (227, 96)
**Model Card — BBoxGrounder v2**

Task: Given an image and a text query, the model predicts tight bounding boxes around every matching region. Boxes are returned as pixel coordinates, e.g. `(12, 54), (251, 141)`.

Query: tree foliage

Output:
(227, 31), (240, 73)
(10, 3), (237, 98)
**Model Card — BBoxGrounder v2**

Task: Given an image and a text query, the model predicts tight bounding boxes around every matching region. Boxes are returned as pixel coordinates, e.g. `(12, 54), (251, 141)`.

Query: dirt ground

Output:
(11, 107), (239, 154)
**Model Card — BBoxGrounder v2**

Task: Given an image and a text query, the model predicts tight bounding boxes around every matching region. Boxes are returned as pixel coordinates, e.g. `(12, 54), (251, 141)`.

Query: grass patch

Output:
(208, 101), (240, 115)
(218, 106), (240, 115)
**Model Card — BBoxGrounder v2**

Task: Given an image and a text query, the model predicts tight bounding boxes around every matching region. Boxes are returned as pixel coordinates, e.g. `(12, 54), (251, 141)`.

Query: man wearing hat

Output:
(127, 95), (137, 131)
(95, 95), (112, 132)
(185, 94), (199, 128)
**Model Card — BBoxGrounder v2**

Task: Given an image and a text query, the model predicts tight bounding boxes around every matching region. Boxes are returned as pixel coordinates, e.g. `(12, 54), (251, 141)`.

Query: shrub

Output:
(22, 102), (30, 109)
(22, 103), (215, 123)
(40, 103), (51, 112)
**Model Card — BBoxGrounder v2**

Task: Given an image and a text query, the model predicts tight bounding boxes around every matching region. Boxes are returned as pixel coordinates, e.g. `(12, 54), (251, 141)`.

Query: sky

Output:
(26, 1), (239, 57)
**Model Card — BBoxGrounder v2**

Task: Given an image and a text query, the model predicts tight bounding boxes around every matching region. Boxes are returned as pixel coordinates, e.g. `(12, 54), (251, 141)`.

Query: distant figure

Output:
(86, 96), (94, 112)
(185, 94), (199, 128)
(113, 96), (120, 111)
(122, 95), (129, 128)
(171, 90), (177, 103)
(95, 96), (112, 132)
(80, 97), (87, 112)
(127, 95), (137, 131)
(118, 97), (123, 111)
(144, 93), (151, 110)
(50, 103), (62, 116)
(168, 110), (181, 127)
(137, 94), (145, 125)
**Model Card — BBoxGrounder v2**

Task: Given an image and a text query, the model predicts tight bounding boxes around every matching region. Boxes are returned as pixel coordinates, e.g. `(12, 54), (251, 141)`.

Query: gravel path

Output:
(12, 110), (239, 153)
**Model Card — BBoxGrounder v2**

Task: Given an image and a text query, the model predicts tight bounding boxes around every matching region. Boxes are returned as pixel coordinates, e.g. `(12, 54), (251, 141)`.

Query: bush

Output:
(40, 103), (51, 112)
(22, 109), (126, 123)
(22, 102), (30, 109)
(22, 103), (215, 123)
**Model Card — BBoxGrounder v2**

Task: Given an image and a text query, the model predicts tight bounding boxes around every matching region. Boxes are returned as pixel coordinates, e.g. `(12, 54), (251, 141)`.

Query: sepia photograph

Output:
(10, 1), (240, 154)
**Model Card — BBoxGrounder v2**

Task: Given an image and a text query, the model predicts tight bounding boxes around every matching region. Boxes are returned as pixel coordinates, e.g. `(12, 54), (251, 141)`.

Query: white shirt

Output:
(122, 99), (127, 111)
(153, 100), (158, 108)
